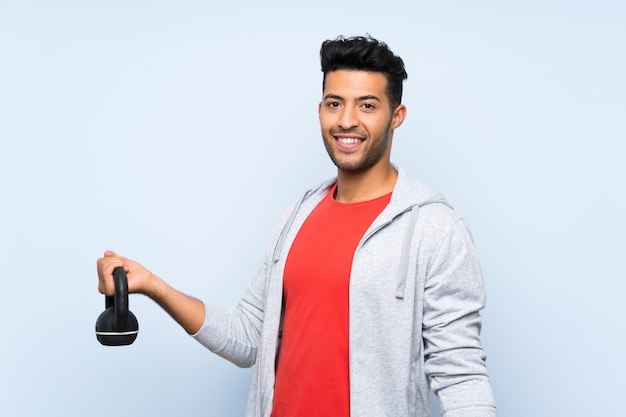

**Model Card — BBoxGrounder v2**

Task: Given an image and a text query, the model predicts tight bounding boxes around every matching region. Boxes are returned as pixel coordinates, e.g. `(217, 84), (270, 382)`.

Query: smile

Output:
(337, 137), (363, 144)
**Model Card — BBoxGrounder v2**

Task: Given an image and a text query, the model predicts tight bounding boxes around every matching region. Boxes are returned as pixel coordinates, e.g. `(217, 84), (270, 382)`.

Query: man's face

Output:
(319, 70), (405, 175)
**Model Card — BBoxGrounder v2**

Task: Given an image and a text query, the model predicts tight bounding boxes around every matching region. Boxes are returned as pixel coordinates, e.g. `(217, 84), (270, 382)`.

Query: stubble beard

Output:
(322, 118), (393, 173)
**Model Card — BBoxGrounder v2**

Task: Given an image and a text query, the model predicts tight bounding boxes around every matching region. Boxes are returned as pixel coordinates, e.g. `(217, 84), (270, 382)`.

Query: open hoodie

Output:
(193, 165), (497, 417)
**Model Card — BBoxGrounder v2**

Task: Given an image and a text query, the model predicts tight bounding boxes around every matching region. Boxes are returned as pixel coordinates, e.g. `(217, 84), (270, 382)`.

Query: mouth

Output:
(332, 131), (366, 149)
(336, 136), (364, 145)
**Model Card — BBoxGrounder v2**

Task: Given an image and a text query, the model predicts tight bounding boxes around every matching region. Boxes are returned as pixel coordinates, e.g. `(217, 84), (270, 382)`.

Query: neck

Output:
(334, 163), (397, 203)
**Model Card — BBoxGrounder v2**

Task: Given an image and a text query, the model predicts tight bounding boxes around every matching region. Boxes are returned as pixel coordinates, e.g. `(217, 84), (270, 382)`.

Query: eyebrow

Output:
(323, 93), (382, 103)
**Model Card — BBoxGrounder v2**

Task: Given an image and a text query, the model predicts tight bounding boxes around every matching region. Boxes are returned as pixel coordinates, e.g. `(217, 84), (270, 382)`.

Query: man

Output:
(97, 35), (496, 417)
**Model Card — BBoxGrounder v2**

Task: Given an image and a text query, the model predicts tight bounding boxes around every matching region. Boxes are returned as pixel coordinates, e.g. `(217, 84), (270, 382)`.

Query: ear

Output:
(391, 104), (407, 129)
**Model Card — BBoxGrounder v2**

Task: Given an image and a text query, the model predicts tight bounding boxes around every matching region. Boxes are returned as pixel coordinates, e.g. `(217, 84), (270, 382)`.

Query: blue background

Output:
(1, 1), (624, 416)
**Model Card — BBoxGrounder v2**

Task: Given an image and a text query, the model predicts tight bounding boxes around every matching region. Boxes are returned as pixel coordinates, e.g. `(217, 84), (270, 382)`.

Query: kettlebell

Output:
(95, 267), (139, 346)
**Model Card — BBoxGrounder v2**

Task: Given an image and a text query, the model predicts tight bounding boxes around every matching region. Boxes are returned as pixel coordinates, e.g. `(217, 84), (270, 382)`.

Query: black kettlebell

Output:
(95, 267), (139, 346)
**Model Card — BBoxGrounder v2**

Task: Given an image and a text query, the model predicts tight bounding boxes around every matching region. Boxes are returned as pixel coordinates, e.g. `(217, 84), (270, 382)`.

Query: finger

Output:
(97, 259), (125, 295)
(104, 250), (117, 257)
(97, 257), (125, 281)
(102, 257), (125, 272)
(97, 255), (123, 271)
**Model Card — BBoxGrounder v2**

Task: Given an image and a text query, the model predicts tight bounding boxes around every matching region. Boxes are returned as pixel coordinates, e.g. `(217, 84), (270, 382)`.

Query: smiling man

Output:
(97, 35), (496, 417)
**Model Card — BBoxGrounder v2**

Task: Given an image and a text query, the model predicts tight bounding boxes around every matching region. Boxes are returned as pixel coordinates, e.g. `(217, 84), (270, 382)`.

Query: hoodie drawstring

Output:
(395, 205), (421, 299)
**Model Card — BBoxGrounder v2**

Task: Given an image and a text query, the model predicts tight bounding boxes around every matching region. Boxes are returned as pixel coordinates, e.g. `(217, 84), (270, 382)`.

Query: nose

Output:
(338, 106), (359, 130)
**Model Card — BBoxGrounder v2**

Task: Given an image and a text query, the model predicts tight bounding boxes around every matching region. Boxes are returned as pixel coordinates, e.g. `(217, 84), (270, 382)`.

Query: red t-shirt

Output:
(271, 184), (391, 417)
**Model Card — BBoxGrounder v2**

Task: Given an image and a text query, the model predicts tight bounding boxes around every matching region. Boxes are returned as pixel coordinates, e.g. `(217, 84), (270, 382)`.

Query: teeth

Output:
(338, 137), (361, 144)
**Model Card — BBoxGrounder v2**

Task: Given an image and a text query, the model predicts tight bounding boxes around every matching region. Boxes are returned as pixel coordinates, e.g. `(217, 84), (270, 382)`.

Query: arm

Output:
(422, 220), (497, 417)
(97, 250), (205, 334)
(97, 249), (265, 368)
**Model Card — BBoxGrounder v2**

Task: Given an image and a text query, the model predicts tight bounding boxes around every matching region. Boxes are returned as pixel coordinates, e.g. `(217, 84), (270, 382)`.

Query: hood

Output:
(272, 164), (451, 269)
(388, 164), (451, 214)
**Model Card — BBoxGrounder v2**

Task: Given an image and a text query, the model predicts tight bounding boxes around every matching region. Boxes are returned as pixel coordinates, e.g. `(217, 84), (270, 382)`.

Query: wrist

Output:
(142, 272), (166, 299)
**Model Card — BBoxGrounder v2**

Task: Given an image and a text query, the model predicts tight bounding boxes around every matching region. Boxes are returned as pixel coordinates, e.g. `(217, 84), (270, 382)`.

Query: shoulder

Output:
(391, 166), (451, 211)
(392, 167), (475, 246)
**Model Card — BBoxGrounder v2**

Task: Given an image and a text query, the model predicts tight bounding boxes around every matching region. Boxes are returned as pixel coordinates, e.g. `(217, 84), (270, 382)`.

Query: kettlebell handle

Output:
(106, 267), (129, 327)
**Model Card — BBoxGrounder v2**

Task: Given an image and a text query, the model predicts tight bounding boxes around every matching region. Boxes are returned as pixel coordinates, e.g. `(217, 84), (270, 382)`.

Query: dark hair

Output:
(320, 35), (408, 109)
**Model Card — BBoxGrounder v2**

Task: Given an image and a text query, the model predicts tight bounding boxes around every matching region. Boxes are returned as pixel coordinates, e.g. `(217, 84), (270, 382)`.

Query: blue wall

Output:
(1, 1), (624, 415)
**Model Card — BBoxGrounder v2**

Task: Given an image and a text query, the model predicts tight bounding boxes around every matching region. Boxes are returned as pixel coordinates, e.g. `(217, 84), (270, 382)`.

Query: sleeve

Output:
(191, 258), (269, 368)
(190, 203), (296, 368)
(421, 219), (497, 416)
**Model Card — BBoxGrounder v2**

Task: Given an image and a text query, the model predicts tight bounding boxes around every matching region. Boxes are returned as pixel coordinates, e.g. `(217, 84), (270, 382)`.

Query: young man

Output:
(97, 35), (496, 417)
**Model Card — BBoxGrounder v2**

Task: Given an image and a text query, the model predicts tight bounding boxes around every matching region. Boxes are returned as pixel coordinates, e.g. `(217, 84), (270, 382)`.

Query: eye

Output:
(361, 103), (376, 110)
(326, 101), (341, 108)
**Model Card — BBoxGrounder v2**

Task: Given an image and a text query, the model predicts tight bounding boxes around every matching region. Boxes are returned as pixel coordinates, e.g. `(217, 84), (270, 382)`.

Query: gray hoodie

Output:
(193, 166), (496, 417)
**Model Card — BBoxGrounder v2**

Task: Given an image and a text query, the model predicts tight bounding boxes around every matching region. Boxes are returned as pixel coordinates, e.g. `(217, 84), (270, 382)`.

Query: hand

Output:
(96, 250), (155, 297)
(96, 250), (205, 334)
